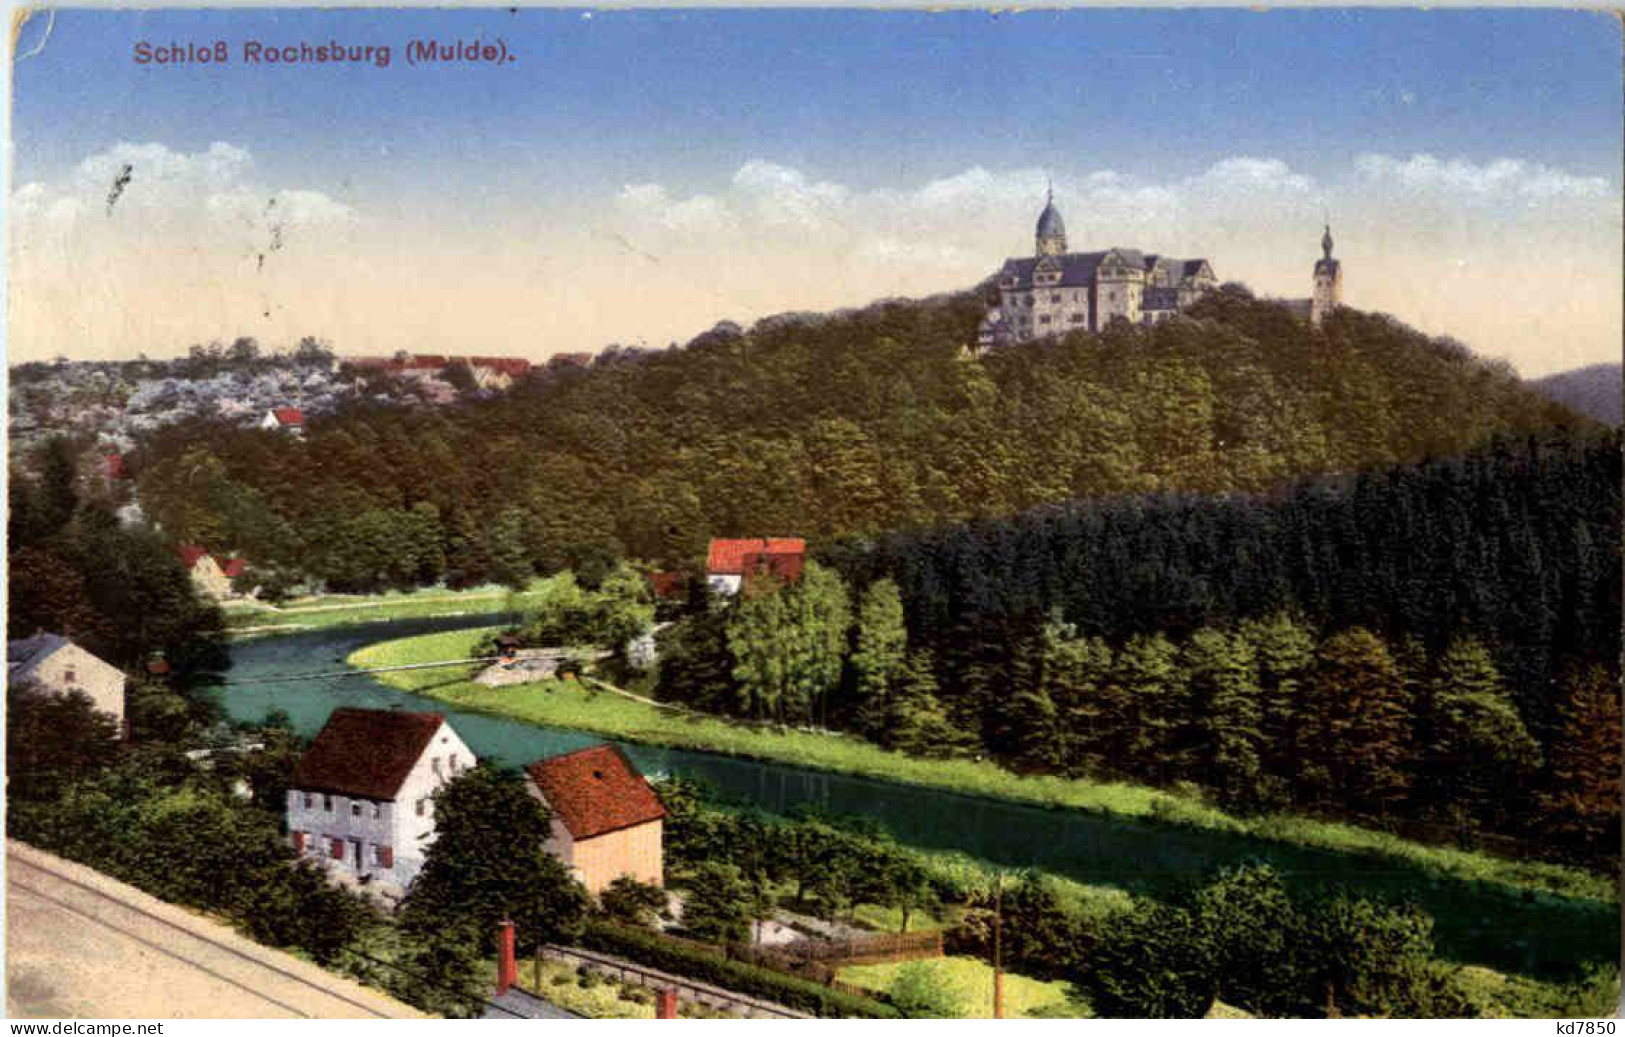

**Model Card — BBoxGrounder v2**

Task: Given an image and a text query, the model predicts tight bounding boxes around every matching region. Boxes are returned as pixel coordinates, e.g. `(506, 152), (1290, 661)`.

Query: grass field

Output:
(225, 578), (569, 634)
(837, 956), (1085, 1018)
(348, 627), (1615, 907)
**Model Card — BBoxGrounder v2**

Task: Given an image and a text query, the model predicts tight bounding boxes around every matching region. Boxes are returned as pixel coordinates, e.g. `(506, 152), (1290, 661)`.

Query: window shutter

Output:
(379, 845), (393, 869)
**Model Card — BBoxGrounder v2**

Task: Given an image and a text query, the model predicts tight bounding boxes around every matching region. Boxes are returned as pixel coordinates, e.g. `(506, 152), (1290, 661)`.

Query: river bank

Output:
(349, 626), (1614, 908)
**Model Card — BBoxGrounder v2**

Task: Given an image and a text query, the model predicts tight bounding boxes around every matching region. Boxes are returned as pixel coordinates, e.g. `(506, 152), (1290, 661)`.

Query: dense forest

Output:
(7, 436), (229, 678)
(124, 287), (1585, 589)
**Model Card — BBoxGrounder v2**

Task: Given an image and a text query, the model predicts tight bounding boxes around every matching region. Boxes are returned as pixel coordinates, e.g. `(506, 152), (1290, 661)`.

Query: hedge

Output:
(578, 920), (900, 1019)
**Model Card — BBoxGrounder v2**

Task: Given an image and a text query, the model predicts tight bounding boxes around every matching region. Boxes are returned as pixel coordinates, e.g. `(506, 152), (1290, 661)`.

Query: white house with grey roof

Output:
(7, 633), (127, 734)
(978, 189), (1217, 348)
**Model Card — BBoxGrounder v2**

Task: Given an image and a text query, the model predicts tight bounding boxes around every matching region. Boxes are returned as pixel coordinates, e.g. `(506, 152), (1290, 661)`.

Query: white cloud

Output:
(1354, 152), (1611, 202)
(13, 140), (355, 245)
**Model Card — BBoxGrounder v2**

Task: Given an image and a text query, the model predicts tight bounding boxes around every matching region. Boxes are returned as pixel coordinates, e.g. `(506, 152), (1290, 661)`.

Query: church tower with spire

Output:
(1311, 224), (1342, 327)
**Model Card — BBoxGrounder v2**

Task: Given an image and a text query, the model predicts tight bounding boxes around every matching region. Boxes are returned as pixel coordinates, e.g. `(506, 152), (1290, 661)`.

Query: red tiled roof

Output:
(740, 551), (805, 588)
(292, 708), (445, 800)
(471, 357), (532, 376)
(105, 454), (127, 480)
(524, 745), (665, 841)
(177, 544), (210, 568)
(272, 407), (304, 426)
(706, 537), (806, 575)
(216, 556), (248, 578)
(647, 571), (689, 600)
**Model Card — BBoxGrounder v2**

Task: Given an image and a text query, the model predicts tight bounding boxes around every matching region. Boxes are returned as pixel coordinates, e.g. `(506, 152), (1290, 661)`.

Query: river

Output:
(217, 615), (1613, 979)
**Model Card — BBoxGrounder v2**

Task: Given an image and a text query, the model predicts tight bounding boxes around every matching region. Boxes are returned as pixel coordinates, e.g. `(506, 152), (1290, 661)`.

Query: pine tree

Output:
(1182, 627), (1265, 807)
(850, 579), (909, 741)
(1539, 663), (1622, 860)
(1039, 619), (1118, 774)
(1302, 628), (1413, 816)
(1116, 632), (1183, 784)
(1428, 637), (1541, 830)
(1237, 612), (1315, 778)
(888, 651), (975, 758)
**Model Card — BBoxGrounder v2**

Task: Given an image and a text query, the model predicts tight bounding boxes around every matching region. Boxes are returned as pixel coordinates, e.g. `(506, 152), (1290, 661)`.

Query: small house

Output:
(705, 537), (807, 596)
(524, 745), (665, 894)
(260, 406), (305, 435)
(177, 545), (241, 600)
(286, 708), (476, 890)
(7, 633), (127, 733)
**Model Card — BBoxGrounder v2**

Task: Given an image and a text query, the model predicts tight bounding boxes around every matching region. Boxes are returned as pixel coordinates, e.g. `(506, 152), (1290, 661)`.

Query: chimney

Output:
(656, 987), (679, 1019)
(495, 920), (517, 996)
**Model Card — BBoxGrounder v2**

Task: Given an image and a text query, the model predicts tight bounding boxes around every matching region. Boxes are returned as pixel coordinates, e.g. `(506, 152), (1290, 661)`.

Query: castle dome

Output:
(1035, 187), (1067, 256)
(1036, 198), (1066, 241)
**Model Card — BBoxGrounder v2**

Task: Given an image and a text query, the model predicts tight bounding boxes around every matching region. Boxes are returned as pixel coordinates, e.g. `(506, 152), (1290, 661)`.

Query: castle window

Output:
(1050, 294), (1060, 303)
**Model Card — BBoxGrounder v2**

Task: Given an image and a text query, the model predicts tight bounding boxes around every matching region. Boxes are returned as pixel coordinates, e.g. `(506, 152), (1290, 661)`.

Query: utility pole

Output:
(992, 871), (1005, 1020)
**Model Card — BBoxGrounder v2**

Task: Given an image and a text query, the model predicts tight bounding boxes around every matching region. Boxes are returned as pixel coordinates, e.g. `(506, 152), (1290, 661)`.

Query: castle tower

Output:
(1035, 184), (1067, 257)
(1311, 224), (1342, 327)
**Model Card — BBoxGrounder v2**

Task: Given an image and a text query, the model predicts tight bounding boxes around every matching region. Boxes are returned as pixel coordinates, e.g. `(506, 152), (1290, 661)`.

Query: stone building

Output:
(7, 633), (127, 733)
(978, 189), (1217, 348)
(286, 708), (476, 891)
(524, 744), (665, 895)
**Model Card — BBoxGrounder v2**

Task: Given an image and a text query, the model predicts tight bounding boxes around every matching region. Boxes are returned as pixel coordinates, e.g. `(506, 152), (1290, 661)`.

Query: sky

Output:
(9, 8), (1622, 376)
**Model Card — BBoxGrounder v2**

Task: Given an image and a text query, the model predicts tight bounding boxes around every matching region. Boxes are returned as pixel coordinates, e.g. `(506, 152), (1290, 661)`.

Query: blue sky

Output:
(15, 9), (1620, 196)
(9, 8), (1622, 373)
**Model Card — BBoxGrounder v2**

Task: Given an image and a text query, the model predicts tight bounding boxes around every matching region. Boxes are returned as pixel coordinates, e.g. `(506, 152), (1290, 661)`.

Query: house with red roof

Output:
(177, 544), (232, 600)
(260, 406), (305, 435)
(176, 545), (248, 600)
(705, 537), (807, 596)
(524, 745), (665, 894)
(287, 708), (476, 890)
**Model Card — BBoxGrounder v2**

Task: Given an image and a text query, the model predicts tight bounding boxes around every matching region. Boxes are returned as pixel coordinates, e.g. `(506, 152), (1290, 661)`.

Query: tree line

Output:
(644, 431), (1619, 863)
(121, 288), (1587, 592)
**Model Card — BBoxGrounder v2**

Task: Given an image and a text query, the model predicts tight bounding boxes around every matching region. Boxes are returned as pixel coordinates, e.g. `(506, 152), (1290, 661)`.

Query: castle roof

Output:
(999, 250), (1210, 292)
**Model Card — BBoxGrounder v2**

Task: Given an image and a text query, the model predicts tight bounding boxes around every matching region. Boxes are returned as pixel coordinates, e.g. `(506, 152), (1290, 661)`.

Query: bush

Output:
(579, 920), (899, 1018)
(1069, 900), (1216, 1018)
(600, 875), (669, 929)
(888, 960), (967, 1018)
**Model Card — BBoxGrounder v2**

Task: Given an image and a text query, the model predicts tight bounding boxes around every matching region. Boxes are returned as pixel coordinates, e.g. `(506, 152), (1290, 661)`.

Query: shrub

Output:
(888, 960), (967, 1018)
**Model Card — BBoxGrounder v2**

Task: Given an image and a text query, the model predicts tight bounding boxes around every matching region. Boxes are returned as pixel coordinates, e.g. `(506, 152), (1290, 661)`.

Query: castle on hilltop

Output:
(976, 190), (1344, 348)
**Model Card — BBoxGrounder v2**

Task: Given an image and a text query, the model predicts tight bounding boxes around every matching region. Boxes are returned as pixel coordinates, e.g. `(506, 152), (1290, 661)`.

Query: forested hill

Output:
(129, 286), (1587, 587)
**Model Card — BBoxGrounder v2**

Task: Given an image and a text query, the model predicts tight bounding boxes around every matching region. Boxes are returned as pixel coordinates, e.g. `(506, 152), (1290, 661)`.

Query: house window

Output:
(303, 793), (313, 810)
(1039, 315), (1051, 325)
(372, 802), (383, 820)
(432, 757), (442, 779)
(323, 794), (334, 813)
(351, 801), (363, 818)
(63, 669), (76, 685)
(416, 797), (427, 817)
(1050, 294), (1060, 303)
